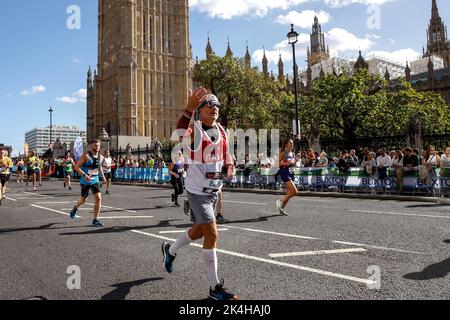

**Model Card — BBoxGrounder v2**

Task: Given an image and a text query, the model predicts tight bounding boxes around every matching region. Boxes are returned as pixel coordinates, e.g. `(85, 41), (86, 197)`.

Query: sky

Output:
(1, 0), (449, 156)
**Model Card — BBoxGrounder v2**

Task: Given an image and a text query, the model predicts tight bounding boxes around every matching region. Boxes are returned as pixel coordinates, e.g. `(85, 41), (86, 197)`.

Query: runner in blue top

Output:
(276, 138), (300, 216)
(70, 139), (106, 227)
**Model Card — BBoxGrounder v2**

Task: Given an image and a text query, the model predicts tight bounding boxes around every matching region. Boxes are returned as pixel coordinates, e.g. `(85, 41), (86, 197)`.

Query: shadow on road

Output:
(59, 219), (189, 236)
(101, 277), (163, 300)
(404, 242), (450, 281)
(0, 223), (65, 234)
(405, 204), (450, 208)
(101, 205), (175, 213)
(59, 214), (279, 236)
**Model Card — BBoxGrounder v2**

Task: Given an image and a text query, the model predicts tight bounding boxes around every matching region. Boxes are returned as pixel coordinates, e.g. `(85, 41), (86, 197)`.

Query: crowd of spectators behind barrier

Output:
(11, 146), (450, 172)
(10, 145), (450, 195)
(234, 146), (450, 171)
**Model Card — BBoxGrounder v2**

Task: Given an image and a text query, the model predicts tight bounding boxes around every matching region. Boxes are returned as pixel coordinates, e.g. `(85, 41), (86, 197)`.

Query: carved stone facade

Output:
(87, 0), (191, 144)
(424, 0), (450, 67)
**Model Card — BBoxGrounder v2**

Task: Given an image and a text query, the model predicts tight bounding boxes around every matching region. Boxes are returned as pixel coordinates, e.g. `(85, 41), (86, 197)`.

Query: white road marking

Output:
(226, 226), (319, 240)
(22, 192), (54, 199)
(16, 198), (55, 201)
(158, 228), (229, 234)
(222, 200), (267, 206)
(131, 230), (376, 286)
(61, 208), (93, 211)
(269, 248), (367, 258)
(331, 241), (424, 255)
(101, 216), (154, 219)
(348, 210), (450, 220)
(85, 203), (137, 213)
(36, 201), (73, 204)
(31, 204), (81, 218)
(5, 197), (17, 201)
(226, 225), (425, 255)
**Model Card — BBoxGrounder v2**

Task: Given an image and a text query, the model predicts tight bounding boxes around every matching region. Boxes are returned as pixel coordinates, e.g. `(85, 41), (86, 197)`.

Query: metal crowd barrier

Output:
(224, 167), (450, 196)
(113, 167), (171, 184)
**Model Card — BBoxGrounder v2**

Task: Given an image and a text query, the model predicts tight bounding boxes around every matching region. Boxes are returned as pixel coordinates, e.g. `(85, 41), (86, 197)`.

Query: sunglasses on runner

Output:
(198, 94), (221, 110)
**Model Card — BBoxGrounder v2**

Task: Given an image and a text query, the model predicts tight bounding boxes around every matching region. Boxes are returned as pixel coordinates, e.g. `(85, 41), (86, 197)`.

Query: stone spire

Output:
(206, 33), (214, 59)
(245, 42), (251, 69)
(319, 64), (325, 78)
(428, 56), (435, 83)
(405, 61), (411, 82)
(225, 37), (233, 57)
(87, 65), (93, 89)
(384, 67), (390, 81)
(278, 53), (284, 81)
(262, 48), (269, 77)
(307, 63), (312, 87)
(425, 0), (450, 66)
(354, 50), (369, 70)
(432, 0), (440, 19)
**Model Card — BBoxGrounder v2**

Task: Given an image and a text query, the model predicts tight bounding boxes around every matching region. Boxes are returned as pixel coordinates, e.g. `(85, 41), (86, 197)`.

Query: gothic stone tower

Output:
(424, 0), (450, 67)
(307, 16), (330, 67)
(87, 0), (191, 144)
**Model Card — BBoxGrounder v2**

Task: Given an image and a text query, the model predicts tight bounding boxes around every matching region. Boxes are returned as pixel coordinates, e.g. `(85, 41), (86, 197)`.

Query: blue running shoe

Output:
(162, 243), (176, 273)
(92, 219), (104, 227)
(209, 280), (239, 301)
(69, 207), (78, 220)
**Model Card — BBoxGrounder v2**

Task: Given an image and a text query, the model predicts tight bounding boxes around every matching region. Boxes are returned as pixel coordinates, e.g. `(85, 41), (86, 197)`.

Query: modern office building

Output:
(25, 126), (85, 155)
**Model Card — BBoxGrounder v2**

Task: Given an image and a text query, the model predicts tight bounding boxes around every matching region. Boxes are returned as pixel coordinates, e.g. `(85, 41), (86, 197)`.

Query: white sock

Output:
(203, 249), (220, 290)
(169, 231), (193, 256)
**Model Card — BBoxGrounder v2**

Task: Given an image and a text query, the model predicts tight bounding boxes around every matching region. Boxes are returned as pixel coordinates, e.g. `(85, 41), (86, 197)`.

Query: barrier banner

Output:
(114, 168), (171, 183)
(113, 166), (449, 192)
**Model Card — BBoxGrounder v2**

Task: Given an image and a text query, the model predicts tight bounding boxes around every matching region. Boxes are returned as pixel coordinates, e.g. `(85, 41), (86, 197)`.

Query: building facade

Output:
(87, 0), (191, 146)
(423, 0), (450, 67)
(25, 126), (85, 156)
(412, 0), (450, 106)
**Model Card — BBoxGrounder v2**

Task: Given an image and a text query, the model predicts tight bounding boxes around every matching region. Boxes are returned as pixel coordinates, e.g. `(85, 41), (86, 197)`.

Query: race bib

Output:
(0, 166), (8, 174)
(289, 167), (295, 174)
(88, 169), (99, 177)
(203, 172), (224, 194)
(177, 168), (184, 174)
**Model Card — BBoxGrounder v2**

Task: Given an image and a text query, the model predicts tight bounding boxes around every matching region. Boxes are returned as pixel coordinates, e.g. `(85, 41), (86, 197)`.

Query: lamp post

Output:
(114, 86), (120, 154)
(287, 24), (301, 143)
(48, 106), (54, 148)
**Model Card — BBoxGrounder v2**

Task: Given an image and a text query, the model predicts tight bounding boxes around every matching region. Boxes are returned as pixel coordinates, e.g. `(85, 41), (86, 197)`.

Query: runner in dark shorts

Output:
(69, 139), (106, 227)
(276, 139), (300, 216)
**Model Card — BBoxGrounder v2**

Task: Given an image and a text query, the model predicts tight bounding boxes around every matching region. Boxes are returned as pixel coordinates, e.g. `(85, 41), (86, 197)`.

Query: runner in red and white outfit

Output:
(161, 88), (239, 301)
(102, 150), (113, 195)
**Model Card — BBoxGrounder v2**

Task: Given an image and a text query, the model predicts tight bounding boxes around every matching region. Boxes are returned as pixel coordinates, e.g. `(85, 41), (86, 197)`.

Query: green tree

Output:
(193, 54), (286, 131)
(305, 69), (450, 149)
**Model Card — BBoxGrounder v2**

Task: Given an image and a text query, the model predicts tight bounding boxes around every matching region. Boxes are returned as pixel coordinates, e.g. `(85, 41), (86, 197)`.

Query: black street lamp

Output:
(48, 106), (54, 148)
(114, 85), (120, 153)
(287, 24), (301, 143)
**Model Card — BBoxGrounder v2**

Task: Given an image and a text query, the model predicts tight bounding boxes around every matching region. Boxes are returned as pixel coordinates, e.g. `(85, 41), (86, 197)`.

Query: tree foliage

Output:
(194, 57), (450, 149)
(193, 54), (286, 132)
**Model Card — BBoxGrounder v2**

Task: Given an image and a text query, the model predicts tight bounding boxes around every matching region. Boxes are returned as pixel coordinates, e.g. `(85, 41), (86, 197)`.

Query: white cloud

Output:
(323, 0), (394, 8)
(21, 85), (47, 96)
(253, 28), (375, 66)
(366, 48), (421, 65)
(72, 58), (81, 64)
(57, 88), (87, 104)
(276, 10), (331, 29)
(190, 0), (309, 19)
(190, 0), (396, 19)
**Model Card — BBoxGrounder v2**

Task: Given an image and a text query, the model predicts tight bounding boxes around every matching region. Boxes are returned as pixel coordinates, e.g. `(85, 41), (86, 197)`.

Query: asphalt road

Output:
(0, 180), (449, 300)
